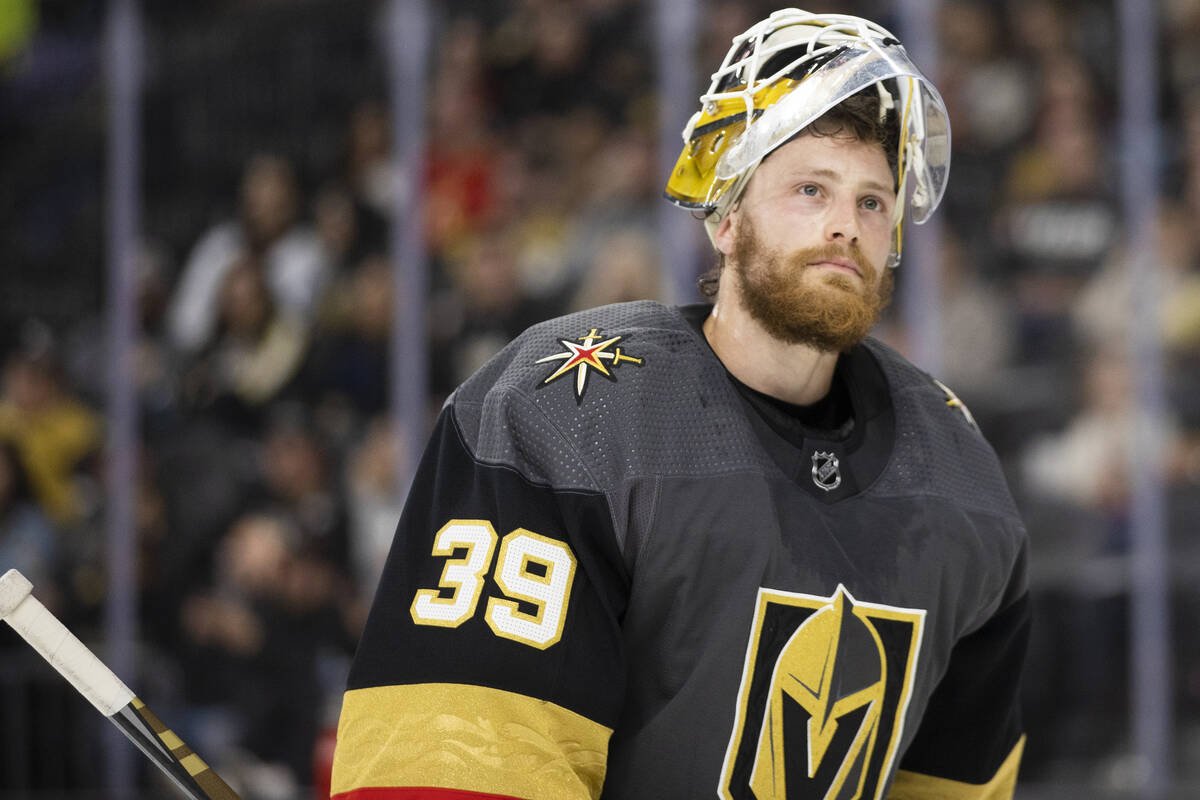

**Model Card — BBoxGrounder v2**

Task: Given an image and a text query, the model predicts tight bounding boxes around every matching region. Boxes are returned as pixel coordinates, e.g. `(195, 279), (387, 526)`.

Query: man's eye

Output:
(799, 184), (819, 196)
(862, 196), (882, 211)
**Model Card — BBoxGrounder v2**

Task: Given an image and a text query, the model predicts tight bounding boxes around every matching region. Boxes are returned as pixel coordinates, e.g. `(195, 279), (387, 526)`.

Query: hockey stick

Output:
(0, 568), (241, 800)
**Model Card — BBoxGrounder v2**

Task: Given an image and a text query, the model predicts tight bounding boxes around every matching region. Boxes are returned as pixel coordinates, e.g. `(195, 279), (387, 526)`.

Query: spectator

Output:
(940, 2), (1035, 153)
(0, 325), (101, 526)
(302, 255), (393, 423)
(179, 256), (309, 432)
(179, 510), (353, 794)
(312, 182), (387, 278)
(425, 43), (500, 255)
(0, 440), (58, 595)
(562, 129), (660, 295)
(429, 227), (556, 398)
(936, 1), (1034, 268)
(1165, 0), (1200, 92)
(1005, 0), (1075, 65)
(343, 416), (405, 594)
(490, 1), (599, 122)
(1016, 342), (1194, 766)
(343, 101), (399, 222)
(995, 55), (1115, 365)
(931, 230), (1018, 400)
(251, 412), (351, 575)
(1180, 88), (1200, 241)
(1021, 347), (1173, 515)
(1019, 341), (1199, 531)
(1074, 202), (1200, 353)
(568, 228), (663, 310)
(61, 240), (181, 435)
(167, 154), (329, 355)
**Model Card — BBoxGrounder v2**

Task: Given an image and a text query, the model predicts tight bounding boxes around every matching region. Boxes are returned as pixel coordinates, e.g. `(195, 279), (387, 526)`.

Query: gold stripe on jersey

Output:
(331, 683), (612, 800)
(887, 736), (1025, 800)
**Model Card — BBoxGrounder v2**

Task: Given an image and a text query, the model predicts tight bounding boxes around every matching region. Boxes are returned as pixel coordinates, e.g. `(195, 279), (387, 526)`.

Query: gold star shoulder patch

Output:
(933, 379), (979, 431)
(536, 327), (645, 402)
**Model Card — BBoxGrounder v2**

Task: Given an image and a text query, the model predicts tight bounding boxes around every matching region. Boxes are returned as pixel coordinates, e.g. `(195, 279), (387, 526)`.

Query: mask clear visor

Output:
(713, 43), (950, 224)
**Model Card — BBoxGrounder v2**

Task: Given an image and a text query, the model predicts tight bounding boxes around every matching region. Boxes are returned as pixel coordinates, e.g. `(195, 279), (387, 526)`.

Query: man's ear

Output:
(713, 208), (738, 256)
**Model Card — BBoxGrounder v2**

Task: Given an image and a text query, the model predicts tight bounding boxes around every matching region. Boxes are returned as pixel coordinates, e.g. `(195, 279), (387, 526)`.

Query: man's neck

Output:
(702, 299), (841, 407)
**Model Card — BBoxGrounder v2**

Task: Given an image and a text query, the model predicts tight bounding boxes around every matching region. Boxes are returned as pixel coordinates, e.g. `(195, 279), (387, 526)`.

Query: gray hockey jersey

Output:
(332, 300), (1030, 800)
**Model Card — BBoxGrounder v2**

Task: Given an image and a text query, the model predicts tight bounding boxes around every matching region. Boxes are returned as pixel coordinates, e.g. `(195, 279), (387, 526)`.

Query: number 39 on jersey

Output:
(409, 519), (578, 650)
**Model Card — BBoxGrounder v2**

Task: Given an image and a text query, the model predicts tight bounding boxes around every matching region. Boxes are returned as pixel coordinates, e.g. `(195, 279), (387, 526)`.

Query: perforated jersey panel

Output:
(453, 301), (1019, 524)
(863, 339), (1019, 520)
(455, 301), (773, 493)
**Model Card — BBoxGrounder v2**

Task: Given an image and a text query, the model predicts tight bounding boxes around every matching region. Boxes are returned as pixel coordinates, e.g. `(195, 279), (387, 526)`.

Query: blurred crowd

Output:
(3, 0), (1200, 797)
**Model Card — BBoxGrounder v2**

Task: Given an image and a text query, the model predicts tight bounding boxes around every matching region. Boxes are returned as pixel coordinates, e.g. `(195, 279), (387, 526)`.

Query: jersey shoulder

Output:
(864, 338), (1023, 524)
(449, 301), (769, 491)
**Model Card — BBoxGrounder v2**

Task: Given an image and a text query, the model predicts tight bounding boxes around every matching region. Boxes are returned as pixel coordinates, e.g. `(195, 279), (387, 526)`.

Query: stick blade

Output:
(0, 569), (33, 618)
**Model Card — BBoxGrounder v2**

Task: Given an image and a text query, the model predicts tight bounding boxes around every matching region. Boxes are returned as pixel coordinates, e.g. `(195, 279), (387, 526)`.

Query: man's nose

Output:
(823, 197), (859, 243)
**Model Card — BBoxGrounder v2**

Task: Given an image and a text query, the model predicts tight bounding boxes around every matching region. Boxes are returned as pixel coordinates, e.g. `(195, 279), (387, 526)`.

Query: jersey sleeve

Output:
(330, 403), (630, 800)
(887, 542), (1032, 800)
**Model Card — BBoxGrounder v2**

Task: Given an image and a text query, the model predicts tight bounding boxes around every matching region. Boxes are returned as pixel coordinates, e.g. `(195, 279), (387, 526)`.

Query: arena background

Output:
(2, 0), (1200, 798)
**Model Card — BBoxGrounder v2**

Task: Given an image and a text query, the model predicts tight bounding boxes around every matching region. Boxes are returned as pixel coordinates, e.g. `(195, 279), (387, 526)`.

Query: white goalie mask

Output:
(663, 9), (951, 267)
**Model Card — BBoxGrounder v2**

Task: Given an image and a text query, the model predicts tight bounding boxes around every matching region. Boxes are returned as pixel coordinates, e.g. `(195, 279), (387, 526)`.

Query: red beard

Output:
(730, 213), (893, 353)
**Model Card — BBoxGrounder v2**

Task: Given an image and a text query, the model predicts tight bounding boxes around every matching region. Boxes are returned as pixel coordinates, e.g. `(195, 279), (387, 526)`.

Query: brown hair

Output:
(697, 88), (895, 300)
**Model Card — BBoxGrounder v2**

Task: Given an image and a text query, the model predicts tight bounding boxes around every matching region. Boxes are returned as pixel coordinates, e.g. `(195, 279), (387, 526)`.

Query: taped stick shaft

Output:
(0, 569), (241, 800)
(0, 569), (135, 715)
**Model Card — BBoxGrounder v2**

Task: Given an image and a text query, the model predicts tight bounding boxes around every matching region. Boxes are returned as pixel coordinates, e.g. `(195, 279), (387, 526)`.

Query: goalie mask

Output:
(664, 8), (950, 267)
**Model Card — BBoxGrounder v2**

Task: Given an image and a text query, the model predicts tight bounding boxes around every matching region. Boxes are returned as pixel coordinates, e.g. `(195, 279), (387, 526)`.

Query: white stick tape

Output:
(0, 569), (135, 717)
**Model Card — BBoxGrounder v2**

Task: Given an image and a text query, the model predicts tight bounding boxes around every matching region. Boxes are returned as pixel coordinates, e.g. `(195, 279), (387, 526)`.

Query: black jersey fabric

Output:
(332, 300), (1030, 800)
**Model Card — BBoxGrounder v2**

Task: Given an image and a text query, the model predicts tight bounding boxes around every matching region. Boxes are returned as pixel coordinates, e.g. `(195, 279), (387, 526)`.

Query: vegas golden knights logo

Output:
(719, 585), (925, 800)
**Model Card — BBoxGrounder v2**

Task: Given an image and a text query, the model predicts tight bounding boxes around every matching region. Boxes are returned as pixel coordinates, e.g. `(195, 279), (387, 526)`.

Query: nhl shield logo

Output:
(719, 585), (925, 800)
(811, 451), (841, 491)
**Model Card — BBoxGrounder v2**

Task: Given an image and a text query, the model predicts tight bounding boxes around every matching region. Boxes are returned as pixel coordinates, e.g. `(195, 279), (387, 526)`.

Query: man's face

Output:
(715, 133), (897, 352)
